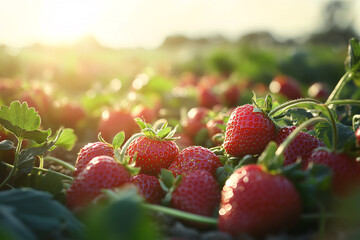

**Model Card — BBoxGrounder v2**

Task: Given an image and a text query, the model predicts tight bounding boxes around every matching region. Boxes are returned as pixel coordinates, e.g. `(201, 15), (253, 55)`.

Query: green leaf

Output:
(159, 169), (174, 191)
(112, 131), (125, 150)
(0, 140), (15, 150)
(135, 118), (147, 130)
(258, 141), (283, 171)
(314, 121), (355, 150)
(23, 128), (52, 144)
(84, 189), (160, 240)
(157, 127), (171, 139)
(0, 101), (41, 139)
(18, 142), (57, 174)
(345, 38), (360, 72)
(51, 128), (76, 150)
(0, 189), (85, 240)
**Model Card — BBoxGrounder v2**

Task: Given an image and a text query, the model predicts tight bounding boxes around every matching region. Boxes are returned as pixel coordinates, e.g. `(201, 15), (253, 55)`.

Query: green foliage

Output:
(0, 101), (51, 143)
(49, 128), (77, 151)
(83, 189), (161, 240)
(345, 38), (360, 72)
(0, 189), (85, 240)
(314, 121), (355, 151)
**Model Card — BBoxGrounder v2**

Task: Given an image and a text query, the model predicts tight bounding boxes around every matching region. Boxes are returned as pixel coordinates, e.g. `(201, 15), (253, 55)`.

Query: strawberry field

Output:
(0, 37), (360, 240)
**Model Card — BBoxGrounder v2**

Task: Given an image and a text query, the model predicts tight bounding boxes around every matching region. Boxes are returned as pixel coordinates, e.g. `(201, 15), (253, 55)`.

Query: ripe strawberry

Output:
(57, 102), (86, 129)
(73, 141), (114, 177)
(132, 105), (157, 124)
(198, 87), (220, 109)
(218, 164), (301, 236)
(127, 119), (179, 176)
(275, 126), (325, 168)
(174, 133), (194, 151)
(130, 174), (164, 204)
(98, 110), (139, 142)
(181, 107), (209, 138)
(223, 104), (276, 158)
(308, 149), (360, 197)
(269, 75), (302, 100)
(221, 83), (240, 107)
(355, 127), (360, 147)
(307, 82), (330, 101)
(171, 170), (220, 217)
(168, 146), (222, 177)
(66, 155), (131, 209)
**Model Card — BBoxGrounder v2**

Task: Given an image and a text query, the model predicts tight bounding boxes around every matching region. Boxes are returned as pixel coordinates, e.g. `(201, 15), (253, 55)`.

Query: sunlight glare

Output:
(40, 0), (103, 44)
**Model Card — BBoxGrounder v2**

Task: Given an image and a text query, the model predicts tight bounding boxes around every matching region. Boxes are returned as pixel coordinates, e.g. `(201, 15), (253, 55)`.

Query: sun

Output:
(40, 0), (103, 44)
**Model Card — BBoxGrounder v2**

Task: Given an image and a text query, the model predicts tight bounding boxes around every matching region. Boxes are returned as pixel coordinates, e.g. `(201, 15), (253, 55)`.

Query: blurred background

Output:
(0, 0), (359, 144)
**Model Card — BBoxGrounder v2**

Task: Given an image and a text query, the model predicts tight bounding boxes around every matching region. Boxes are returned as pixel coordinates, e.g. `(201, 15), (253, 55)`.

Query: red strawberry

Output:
(355, 127), (360, 147)
(275, 126), (325, 168)
(66, 155), (131, 209)
(57, 102), (86, 129)
(132, 105), (157, 124)
(181, 107), (209, 138)
(307, 82), (330, 101)
(73, 141), (114, 177)
(218, 164), (301, 236)
(269, 75), (302, 100)
(130, 174), (164, 204)
(222, 83), (240, 107)
(308, 149), (360, 197)
(168, 146), (222, 177)
(223, 104), (276, 157)
(171, 170), (220, 217)
(98, 110), (139, 142)
(198, 87), (220, 109)
(174, 133), (194, 151)
(127, 119), (179, 176)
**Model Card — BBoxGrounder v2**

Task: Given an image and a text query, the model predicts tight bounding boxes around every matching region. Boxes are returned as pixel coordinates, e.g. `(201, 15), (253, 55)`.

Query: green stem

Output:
(274, 117), (329, 162)
(326, 71), (352, 104)
(0, 162), (73, 181)
(142, 203), (218, 225)
(0, 137), (23, 188)
(325, 99), (360, 106)
(44, 156), (75, 172)
(320, 104), (338, 151)
(38, 155), (44, 169)
(119, 133), (144, 161)
(268, 98), (323, 117)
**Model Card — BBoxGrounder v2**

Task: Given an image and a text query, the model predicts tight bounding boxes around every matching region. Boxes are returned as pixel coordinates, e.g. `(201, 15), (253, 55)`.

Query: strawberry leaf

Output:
(314, 122), (355, 150)
(258, 141), (283, 171)
(157, 127), (171, 139)
(345, 38), (360, 72)
(112, 131), (125, 150)
(135, 118), (147, 130)
(0, 189), (85, 240)
(159, 169), (174, 191)
(18, 141), (57, 174)
(0, 140), (15, 150)
(50, 128), (77, 151)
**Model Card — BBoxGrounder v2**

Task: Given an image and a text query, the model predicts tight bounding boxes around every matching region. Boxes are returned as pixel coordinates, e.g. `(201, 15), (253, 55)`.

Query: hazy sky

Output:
(0, 0), (359, 48)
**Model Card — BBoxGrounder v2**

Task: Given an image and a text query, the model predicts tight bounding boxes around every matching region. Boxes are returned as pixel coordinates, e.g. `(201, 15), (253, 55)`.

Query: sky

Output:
(0, 0), (359, 49)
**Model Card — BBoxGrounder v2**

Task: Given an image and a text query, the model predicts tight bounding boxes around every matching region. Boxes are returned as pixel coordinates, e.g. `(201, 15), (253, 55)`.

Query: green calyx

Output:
(252, 93), (278, 116)
(135, 118), (179, 141)
(159, 169), (182, 206)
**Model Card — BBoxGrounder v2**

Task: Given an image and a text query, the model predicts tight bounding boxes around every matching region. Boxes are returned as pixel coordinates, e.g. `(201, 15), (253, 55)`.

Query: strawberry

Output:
(56, 101), (86, 129)
(269, 75), (302, 100)
(181, 107), (209, 138)
(168, 146), (222, 177)
(171, 170), (220, 217)
(356, 127), (360, 147)
(218, 164), (302, 236)
(127, 119), (179, 176)
(73, 141), (114, 177)
(98, 109), (139, 142)
(308, 149), (360, 197)
(66, 155), (131, 209)
(307, 82), (330, 101)
(275, 126), (325, 168)
(198, 87), (220, 109)
(174, 133), (194, 151)
(221, 83), (240, 107)
(223, 104), (276, 158)
(132, 105), (157, 124)
(130, 174), (164, 204)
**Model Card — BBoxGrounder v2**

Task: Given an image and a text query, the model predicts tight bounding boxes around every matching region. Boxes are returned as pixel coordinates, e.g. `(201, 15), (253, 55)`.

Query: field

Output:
(0, 37), (360, 240)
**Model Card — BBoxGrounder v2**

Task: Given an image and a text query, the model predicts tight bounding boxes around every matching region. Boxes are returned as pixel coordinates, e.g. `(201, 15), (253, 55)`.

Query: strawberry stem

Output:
(0, 136), (23, 188)
(119, 133), (145, 162)
(0, 161), (73, 181)
(142, 203), (218, 225)
(268, 98), (323, 117)
(43, 156), (75, 172)
(326, 71), (353, 105)
(325, 99), (360, 107)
